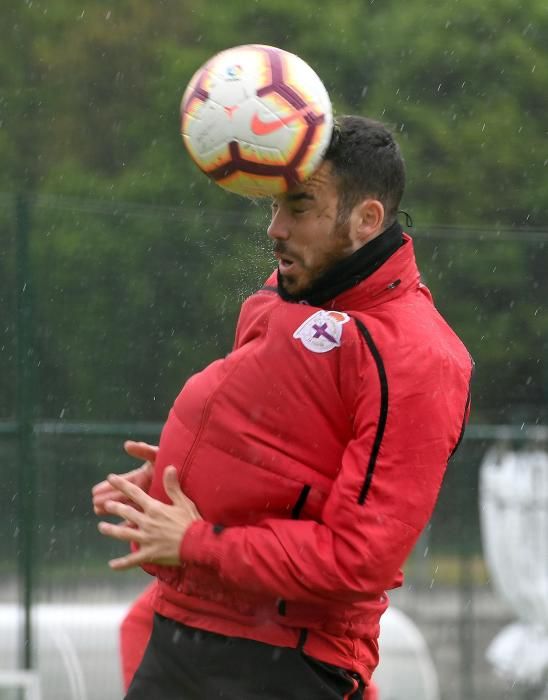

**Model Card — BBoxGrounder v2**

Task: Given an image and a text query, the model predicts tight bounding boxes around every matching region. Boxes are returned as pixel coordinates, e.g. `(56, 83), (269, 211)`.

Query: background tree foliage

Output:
(1, 0), (546, 424)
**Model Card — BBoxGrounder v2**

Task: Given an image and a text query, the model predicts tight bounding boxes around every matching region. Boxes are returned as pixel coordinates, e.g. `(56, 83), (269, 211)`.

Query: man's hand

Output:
(92, 441), (158, 515)
(97, 466), (202, 570)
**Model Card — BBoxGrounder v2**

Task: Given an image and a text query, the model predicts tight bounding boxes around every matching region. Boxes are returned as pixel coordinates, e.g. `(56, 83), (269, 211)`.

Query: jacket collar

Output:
(264, 235), (420, 311)
(323, 233), (420, 311)
(270, 221), (420, 311)
(277, 220), (404, 307)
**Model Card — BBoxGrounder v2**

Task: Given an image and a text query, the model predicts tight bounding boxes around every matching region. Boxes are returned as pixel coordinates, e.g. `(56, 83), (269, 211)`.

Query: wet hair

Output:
(324, 115), (406, 225)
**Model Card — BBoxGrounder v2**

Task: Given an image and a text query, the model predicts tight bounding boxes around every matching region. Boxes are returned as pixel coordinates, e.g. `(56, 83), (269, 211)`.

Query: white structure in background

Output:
(0, 605), (126, 700)
(374, 607), (440, 700)
(0, 671), (42, 700)
(0, 602), (439, 700)
(480, 447), (548, 692)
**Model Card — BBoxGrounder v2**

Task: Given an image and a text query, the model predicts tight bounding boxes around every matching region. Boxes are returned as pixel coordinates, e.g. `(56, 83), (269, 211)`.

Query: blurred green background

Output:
(2, 0), (546, 425)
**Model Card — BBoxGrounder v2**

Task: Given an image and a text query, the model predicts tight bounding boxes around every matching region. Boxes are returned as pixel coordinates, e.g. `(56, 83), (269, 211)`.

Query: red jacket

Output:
(146, 234), (472, 682)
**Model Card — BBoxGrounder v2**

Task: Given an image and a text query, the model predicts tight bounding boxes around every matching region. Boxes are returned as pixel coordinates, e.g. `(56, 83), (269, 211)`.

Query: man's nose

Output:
(267, 208), (290, 241)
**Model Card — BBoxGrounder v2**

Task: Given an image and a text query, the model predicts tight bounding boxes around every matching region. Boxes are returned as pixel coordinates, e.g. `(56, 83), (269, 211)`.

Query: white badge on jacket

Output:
(293, 310), (350, 353)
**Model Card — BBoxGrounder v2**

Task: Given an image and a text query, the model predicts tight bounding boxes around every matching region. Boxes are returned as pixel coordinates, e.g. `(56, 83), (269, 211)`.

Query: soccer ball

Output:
(180, 44), (333, 197)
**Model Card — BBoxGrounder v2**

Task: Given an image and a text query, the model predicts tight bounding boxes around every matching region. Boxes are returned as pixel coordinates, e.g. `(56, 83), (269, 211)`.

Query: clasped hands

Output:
(92, 441), (202, 570)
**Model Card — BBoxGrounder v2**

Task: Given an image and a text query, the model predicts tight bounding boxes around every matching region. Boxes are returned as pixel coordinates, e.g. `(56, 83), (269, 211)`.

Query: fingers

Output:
(106, 547), (177, 570)
(108, 551), (147, 571)
(92, 488), (109, 514)
(92, 465), (151, 514)
(102, 499), (143, 524)
(92, 478), (107, 494)
(98, 520), (144, 543)
(92, 477), (131, 515)
(92, 489), (130, 516)
(163, 466), (185, 506)
(107, 546), (181, 570)
(91, 478), (113, 498)
(106, 473), (150, 509)
(124, 441), (159, 463)
(163, 466), (202, 520)
(97, 466), (198, 572)
(93, 439), (157, 515)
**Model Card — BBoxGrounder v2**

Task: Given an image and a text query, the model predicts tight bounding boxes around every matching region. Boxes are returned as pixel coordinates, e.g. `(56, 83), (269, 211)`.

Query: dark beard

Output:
(277, 220), (404, 305)
(277, 219), (353, 297)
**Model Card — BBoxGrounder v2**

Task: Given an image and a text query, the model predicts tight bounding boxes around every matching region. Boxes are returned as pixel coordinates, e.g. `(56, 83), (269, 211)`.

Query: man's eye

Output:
(292, 209), (305, 215)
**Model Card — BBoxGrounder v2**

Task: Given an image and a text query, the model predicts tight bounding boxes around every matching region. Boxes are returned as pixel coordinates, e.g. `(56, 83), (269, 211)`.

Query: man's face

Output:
(267, 162), (357, 296)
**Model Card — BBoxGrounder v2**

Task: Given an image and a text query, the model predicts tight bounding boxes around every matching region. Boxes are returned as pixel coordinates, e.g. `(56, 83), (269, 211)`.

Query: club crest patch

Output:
(293, 310), (350, 353)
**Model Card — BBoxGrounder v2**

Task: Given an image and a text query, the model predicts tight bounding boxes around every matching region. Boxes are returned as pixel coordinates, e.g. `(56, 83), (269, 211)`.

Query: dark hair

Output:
(324, 115), (406, 225)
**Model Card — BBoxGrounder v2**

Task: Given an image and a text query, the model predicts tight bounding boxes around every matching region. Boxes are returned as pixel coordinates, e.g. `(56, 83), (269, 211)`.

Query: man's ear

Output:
(352, 199), (386, 245)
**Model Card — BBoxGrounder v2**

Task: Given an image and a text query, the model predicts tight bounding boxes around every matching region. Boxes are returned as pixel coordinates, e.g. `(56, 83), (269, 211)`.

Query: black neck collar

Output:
(277, 220), (404, 306)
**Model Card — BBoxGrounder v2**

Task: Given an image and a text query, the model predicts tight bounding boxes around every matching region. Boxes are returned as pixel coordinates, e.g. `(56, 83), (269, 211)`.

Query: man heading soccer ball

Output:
(94, 115), (472, 699)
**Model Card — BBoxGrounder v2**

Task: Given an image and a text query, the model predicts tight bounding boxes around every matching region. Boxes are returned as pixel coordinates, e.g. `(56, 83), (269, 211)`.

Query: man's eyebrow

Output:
(286, 192), (315, 203)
